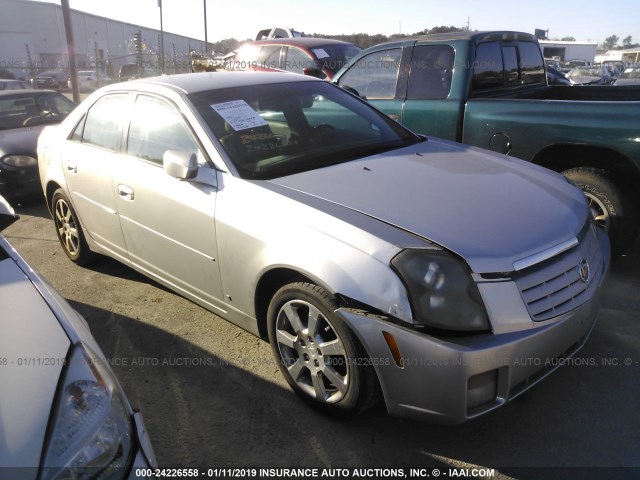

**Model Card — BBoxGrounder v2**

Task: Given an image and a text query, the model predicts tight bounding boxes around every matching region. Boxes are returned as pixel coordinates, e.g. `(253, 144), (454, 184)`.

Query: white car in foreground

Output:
(0, 196), (156, 478)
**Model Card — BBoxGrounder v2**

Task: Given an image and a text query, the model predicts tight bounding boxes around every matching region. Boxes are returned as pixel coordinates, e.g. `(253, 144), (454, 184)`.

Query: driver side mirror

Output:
(163, 150), (198, 180)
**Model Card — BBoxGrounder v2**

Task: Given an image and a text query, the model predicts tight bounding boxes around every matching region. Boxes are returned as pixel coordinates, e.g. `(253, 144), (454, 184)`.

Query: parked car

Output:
(69, 70), (112, 92)
(546, 66), (570, 85)
(599, 61), (626, 79)
(333, 31), (640, 254)
(0, 79), (31, 90)
(255, 26), (305, 41)
(38, 72), (610, 424)
(566, 66), (612, 85)
(0, 195), (156, 477)
(231, 38), (362, 79)
(33, 70), (68, 90)
(614, 66), (640, 85)
(0, 89), (75, 202)
(559, 59), (591, 73)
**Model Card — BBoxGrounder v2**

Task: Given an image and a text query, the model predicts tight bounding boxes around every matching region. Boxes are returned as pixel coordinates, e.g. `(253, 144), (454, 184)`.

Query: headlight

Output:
(40, 344), (133, 480)
(391, 249), (490, 331)
(2, 155), (38, 167)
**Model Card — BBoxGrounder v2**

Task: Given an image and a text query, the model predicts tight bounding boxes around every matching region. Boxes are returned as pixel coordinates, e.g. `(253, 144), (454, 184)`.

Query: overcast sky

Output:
(38, 0), (640, 45)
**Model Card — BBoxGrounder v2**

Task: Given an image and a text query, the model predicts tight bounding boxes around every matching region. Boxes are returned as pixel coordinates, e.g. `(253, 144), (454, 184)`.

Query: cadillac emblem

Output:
(578, 259), (590, 283)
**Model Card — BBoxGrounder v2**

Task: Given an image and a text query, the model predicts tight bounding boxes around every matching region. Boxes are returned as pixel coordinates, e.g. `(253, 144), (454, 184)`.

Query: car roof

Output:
(248, 37), (357, 48)
(116, 71), (320, 94)
(367, 31), (538, 49)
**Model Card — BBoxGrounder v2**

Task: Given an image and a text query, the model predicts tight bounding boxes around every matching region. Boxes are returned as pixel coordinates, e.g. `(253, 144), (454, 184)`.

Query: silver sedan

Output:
(38, 72), (610, 423)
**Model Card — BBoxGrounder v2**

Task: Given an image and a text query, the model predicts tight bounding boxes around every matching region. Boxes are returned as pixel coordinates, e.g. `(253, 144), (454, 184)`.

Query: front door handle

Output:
(117, 184), (135, 201)
(66, 161), (77, 174)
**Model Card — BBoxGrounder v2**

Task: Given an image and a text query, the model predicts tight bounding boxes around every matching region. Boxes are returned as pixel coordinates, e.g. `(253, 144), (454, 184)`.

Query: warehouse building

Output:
(0, 0), (207, 80)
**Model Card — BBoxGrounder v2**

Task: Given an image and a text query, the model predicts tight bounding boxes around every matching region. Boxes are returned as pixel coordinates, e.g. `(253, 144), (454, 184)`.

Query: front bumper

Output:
(340, 293), (602, 424)
(339, 231), (609, 424)
(0, 164), (42, 201)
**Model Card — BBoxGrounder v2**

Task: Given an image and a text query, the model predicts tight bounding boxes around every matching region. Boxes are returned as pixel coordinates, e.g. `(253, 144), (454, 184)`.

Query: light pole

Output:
(158, 0), (165, 73)
(61, 0), (80, 102)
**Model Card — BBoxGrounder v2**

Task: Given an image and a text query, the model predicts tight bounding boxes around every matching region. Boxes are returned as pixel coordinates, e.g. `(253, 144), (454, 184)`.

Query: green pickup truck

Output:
(333, 31), (640, 253)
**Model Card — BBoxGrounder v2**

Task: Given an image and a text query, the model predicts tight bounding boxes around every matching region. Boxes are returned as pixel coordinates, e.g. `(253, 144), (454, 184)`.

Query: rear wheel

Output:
(563, 168), (636, 255)
(267, 282), (378, 416)
(52, 189), (95, 265)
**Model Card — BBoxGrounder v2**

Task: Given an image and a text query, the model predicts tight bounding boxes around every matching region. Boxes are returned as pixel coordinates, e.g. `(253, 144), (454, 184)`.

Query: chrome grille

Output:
(514, 223), (604, 322)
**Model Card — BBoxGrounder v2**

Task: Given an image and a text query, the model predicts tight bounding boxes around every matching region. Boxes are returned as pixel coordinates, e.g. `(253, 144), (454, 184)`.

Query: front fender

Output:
(214, 174), (416, 323)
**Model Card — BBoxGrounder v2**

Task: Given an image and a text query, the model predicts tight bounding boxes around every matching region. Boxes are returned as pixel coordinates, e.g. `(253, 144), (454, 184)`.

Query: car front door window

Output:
(337, 48), (402, 99)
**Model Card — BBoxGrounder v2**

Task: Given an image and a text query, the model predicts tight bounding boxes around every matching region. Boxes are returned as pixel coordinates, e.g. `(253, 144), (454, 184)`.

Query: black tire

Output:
(51, 189), (95, 265)
(563, 168), (637, 255)
(267, 282), (379, 416)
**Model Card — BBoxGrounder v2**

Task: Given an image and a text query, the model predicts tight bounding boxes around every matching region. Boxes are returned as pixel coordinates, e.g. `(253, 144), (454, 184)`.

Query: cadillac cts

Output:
(38, 72), (610, 423)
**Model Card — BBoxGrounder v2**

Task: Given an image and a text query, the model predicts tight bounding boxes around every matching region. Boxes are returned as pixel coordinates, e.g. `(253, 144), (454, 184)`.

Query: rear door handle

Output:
(117, 184), (135, 201)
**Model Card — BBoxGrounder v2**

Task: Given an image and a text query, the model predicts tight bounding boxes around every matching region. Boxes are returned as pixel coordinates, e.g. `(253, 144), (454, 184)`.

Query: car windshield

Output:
(0, 92), (75, 130)
(311, 45), (363, 75)
(188, 80), (420, 179)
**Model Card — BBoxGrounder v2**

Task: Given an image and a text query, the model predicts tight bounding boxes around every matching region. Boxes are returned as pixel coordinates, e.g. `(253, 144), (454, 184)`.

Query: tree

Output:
(602, 35), (619, 50)
(428, 26), (466, 34)
(561, 36), (576, 41)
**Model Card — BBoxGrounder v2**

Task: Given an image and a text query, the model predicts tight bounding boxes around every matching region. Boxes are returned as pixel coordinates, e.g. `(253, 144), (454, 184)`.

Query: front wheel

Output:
(563, 168), (636, 255)
(52, 189), (95, 265)
(267, 282), (379, 416)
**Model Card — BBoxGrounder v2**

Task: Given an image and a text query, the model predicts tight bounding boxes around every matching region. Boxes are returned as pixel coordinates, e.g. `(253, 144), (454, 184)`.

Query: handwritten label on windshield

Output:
(211, 100), (268, 131)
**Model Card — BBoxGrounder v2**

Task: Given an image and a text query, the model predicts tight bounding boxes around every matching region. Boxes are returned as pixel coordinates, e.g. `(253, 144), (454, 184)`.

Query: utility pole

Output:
(94, 41), (100, 86)
(158, 0), (165, 73)
(61, 0), (80, 103)
(204, 0), (208, 54)
(25, 45), (36, 83)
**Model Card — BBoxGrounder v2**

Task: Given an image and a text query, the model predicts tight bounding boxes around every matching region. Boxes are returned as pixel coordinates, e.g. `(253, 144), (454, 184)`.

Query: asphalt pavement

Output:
(4, 202), (640, 479)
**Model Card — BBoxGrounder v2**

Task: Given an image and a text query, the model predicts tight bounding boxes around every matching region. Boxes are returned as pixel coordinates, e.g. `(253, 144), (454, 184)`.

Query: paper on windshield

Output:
(211, 100), (268, 131)
(313, 48), (330, 59)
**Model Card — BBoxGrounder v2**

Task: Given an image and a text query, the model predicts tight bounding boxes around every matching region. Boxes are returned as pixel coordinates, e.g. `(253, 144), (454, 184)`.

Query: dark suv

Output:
(33, 71), (68, 90)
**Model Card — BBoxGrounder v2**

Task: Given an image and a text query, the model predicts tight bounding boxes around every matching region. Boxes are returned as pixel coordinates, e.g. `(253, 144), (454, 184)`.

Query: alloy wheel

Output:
(274, 299), (349, 404)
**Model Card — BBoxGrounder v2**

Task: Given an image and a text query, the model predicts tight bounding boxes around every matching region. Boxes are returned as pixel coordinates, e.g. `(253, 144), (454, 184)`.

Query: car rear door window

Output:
(337, 48), (402, 99)
(518, 41), (546, 84)
(284, 47), (316, 75)
(472, 42), (504, 90)
(503, 46), (519, 84)
(259, 46), (283, 69)
(81, 93), (129, 151)
(126, 95), (198, 165)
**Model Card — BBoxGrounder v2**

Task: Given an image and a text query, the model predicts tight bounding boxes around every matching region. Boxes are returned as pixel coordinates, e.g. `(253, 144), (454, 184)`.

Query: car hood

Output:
(0, 126), (45, 157)
(0, 255), (70, 474)
(269, 139), (589, 273)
